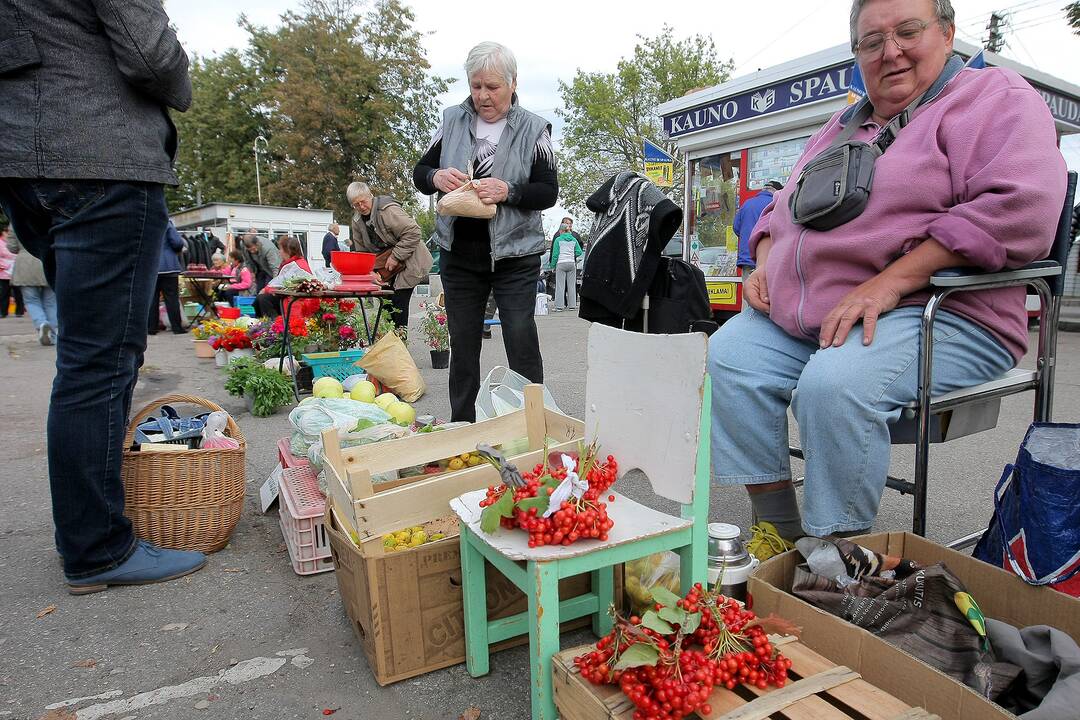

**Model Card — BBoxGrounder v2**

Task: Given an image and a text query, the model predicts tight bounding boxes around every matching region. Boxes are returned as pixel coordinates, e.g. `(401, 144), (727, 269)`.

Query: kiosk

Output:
(658, 39), (1080, 318)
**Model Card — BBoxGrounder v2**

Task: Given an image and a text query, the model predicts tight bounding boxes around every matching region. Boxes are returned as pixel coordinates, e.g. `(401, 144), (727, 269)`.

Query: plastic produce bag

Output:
(475, 366), (561, 421)
(288, 397), (391, 457)
(625, 552), (682, 615)
(358, 331), (425, 402)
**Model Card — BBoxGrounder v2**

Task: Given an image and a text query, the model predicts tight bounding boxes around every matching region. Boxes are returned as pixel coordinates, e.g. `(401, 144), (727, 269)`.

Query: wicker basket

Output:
(122, 394), (247, 552)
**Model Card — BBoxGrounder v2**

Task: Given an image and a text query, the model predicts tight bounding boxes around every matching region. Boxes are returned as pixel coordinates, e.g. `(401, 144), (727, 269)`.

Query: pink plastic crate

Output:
(278, 466), (334, 576)
(277, 437), (307, 469)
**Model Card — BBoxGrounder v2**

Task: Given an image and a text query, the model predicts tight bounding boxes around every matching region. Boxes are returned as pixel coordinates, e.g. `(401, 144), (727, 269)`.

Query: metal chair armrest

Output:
(929, 261), (1060, 288)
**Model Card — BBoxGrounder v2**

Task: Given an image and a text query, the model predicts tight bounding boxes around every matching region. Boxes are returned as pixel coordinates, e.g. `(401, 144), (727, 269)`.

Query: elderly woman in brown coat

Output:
(346, 181), (432, 329)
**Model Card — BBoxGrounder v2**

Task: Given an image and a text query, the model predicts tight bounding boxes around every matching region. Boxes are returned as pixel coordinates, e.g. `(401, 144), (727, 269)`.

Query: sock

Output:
(829, 528), (870, 539)
(749, 485), (803, 541)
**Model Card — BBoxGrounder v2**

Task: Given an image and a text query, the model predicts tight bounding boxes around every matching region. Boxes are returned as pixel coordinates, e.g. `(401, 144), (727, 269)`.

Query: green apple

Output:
(374, 392), (398, 410)
(350, 380), (378, 404)
(387, 401), (416, 426)
(313, 377), (344, 399)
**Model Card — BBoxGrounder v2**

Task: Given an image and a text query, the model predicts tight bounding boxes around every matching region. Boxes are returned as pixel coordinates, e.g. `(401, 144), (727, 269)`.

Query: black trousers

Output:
(441, 251), (542, 422)
(388, 287), (414, 329)
(255, 292), (282, 318)
(0, 279), (24, 316)
(147, 272), (183, 332)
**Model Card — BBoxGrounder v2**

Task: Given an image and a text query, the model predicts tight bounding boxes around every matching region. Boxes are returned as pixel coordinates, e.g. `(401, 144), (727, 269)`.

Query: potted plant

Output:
(215, 326), (254, 361)
(224, 358), (295, 417)
(418, 302), (450, 369)
(191, 320), (223, 359)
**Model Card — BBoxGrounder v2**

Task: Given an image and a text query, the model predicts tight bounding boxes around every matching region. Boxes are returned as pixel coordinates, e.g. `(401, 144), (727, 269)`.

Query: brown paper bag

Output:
(358, 331), (426, 402)
(436, 181), (496, 219)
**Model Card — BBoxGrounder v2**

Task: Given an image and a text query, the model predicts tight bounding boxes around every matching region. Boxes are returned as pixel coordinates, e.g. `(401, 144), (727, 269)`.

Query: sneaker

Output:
(38, 323), (53, 346)
(66, 540), (206, 595)
(745, 521), (796, 563)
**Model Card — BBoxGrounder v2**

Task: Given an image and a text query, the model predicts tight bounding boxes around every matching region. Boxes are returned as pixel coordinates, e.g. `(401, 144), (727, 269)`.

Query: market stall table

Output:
(180, 270), (234, 323)
(272, 286), (394, 400)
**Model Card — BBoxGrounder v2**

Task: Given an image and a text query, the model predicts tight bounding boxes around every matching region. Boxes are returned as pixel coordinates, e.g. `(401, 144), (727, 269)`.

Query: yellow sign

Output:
(707, 281), (737, 305)
(644, 161), (674, 187)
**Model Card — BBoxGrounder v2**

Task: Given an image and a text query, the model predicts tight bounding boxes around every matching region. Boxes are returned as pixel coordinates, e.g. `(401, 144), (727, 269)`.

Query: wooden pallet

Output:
(553, 637), (941, 720)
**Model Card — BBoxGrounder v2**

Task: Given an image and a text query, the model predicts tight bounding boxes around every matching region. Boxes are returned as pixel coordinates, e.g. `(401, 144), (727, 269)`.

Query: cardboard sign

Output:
(259, 464), (284, 513)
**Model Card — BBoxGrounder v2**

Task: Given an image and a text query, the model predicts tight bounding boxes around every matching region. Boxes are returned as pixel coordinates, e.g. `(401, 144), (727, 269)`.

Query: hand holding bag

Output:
(436, 178), (497, 219)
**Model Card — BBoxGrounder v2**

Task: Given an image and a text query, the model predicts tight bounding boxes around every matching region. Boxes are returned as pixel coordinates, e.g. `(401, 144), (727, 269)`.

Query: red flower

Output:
(271, 316), (284, 334)
(437, 315), (446, 325)
(338, 300), (356, 312)
(339, 326), (356, 339)
(322, 312), (337, 322)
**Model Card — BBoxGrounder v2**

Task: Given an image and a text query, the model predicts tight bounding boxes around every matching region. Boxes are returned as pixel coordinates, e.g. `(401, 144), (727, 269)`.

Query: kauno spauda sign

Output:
(664, 65), (854, 138)
(663, 61), (1080, 138)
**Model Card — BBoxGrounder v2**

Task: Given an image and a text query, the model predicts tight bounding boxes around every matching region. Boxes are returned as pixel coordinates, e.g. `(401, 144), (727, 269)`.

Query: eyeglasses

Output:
(854, 19), (931, 60)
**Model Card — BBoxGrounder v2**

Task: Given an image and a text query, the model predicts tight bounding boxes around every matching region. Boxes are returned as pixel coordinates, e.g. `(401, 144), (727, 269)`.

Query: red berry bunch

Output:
(478, 444), (618, 547)
(574, 583), (792, 719)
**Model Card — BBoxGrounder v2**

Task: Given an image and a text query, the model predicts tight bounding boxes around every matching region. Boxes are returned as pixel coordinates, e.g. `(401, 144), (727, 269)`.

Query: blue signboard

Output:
(663, 64), (856, 138)
(643, 139), (674, 162)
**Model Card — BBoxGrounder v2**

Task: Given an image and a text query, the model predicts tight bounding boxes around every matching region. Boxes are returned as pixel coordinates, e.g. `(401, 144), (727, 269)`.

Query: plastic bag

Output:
(436, 181), (496, 219)
(268, 262), (315, 289)
(308, 423), (413, 477)
(288, 398), (392, 457)
(200, 410), (240, 450)
(358, 331), (425, 402)
(625, 552), (682, 615)
(475, 366), (561, 421)
(534, 294), (549, 316)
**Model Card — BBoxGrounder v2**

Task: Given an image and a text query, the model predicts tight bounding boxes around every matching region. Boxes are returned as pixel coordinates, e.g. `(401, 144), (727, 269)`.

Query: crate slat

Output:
(780, 642), (914, 720)
(713, 666), (859, 720)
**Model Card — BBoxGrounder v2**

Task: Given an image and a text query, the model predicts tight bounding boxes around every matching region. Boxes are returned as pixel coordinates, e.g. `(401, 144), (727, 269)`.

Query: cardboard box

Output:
(326, 507), (620, 686)
(750, 532), (1080, 720)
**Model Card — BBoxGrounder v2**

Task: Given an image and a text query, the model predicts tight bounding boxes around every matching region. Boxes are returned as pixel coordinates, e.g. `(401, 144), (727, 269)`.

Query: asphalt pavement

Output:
(2, 303), (1078, 720)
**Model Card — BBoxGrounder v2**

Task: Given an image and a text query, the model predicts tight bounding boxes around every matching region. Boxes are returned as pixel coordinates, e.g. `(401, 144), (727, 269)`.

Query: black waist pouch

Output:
(788, 140), (880, 231)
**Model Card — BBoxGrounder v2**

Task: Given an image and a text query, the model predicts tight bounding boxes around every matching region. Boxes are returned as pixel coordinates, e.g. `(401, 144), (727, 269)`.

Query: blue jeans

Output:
(21, 285), (58, 331)
(708, 306), (1014, 536)
(0, 179), (166, 578)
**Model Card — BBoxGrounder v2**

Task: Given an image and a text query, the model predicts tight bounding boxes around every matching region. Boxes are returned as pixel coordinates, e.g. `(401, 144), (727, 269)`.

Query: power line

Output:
(1009, 11), (1066, 31)
(955, 0), (1058, 25)
(737, 0), (832, 69)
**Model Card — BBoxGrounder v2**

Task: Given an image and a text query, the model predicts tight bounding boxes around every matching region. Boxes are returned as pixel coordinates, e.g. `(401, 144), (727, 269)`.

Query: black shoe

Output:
(147, 330), (158, 336)
(172, 328), (188, 335)
(482, 330), (492, 339)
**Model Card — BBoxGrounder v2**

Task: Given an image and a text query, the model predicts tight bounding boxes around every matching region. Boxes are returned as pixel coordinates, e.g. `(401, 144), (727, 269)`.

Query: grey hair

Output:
(346, 181), (372, 203)
(464, 41), (517, 85)
(849, 0), (955, 49)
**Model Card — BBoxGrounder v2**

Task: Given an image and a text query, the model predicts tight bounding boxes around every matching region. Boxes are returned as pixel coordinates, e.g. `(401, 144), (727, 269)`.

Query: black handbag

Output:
(624, 257), (717, 336)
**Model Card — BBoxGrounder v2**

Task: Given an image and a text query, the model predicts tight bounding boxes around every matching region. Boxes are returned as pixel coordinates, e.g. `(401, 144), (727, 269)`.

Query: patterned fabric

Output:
(587, 172), (667, 283)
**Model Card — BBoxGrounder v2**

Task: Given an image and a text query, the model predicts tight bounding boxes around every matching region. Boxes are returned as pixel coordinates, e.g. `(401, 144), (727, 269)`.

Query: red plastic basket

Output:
(218, 306), (241, 320)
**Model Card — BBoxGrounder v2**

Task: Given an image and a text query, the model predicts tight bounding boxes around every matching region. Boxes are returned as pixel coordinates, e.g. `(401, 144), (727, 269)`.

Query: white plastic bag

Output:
(474, 366), (562, 421)
(268, 262), (316, 289)
(288, 398), (391, 457)
(534, 294), (549, 316)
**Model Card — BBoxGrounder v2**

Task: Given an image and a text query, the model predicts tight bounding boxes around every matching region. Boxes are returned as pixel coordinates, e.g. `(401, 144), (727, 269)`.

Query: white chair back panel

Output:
(584, 324), (707, 505)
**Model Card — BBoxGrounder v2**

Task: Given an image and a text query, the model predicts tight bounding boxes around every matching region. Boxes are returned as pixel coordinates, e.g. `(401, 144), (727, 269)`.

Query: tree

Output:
(1067, 2), (1080, 34)
(167, 50), (269, 211)
(241, 0), (450, 221)
(556, 27), (733, 218)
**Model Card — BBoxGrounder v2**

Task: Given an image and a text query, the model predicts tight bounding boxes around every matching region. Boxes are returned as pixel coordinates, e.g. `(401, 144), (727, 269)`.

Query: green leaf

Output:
(640, 610), (674, 635)
(657, 606), (687, 625)
(681, 611), (702, 635)
(479, 490), (514, 534)
(650, 586), (682, 609)
(515, 495), (551, 515)
(613, 642), (660, 670)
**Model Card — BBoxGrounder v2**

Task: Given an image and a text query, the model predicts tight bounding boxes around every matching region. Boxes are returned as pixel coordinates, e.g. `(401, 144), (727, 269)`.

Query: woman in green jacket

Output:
(549, 231), (583, 312)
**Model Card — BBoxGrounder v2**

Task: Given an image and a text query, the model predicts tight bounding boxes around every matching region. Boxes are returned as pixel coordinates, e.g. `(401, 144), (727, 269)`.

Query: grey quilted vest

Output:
(435, 96), (550, 263)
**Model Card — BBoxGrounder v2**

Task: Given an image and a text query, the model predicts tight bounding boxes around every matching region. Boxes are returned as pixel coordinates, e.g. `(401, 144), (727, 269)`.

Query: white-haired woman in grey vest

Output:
(414, 41), (558, 423)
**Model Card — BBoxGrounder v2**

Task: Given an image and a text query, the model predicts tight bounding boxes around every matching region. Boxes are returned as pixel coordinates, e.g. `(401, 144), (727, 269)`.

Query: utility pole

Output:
(253, 135), (268, 205)
(985, 12), (1007, 53)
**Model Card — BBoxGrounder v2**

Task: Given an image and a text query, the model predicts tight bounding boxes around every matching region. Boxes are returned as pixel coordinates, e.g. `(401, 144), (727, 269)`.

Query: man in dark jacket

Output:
(321, 223), (341, 269)
(0, 0), (206, 594)
(242, 233), (281, 292)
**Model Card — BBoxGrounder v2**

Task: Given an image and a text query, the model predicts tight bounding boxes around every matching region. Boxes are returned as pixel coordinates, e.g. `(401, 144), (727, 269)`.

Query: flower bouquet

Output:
(418, 302), (450, 368)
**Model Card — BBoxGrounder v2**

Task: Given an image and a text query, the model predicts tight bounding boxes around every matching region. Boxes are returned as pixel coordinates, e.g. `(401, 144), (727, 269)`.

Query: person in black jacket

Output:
(0, 0), (207, 594)
(321, 223), (341, 269)
(147, 221), (187, 335)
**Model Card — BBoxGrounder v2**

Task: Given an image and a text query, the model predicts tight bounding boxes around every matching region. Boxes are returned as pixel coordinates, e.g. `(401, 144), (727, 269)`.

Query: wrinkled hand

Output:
(819, 275), (903, 348)
(743, 267), (770, 314)
(385, 255), (401, 272)
(474, 177), (509, 205)
(433, 167), (468, 193)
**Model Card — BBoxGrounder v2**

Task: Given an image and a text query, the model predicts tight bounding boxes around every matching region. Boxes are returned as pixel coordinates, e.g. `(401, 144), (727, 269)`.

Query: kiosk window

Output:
(688, 151), (740, 276)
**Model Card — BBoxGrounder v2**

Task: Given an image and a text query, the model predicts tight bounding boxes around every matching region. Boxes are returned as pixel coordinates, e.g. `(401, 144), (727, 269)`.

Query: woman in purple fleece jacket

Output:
(709, 0), (1067, 554)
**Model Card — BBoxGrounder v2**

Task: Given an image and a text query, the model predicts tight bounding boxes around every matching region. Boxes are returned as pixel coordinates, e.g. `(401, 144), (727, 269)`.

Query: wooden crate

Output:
(321, 385), (584, 543)
(552, 638), (939, 720)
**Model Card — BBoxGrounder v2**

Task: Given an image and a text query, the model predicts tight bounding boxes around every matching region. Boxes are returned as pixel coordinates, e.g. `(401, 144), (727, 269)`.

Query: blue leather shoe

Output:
(67, 540), (206, 595)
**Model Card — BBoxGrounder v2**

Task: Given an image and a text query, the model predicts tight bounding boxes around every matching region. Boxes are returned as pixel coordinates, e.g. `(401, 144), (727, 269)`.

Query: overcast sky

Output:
(166, 0), (1080, 224)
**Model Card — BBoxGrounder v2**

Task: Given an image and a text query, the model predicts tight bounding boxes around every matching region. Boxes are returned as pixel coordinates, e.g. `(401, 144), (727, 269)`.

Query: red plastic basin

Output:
(218, 306), (241, 320)
(331, 251), (376, 276)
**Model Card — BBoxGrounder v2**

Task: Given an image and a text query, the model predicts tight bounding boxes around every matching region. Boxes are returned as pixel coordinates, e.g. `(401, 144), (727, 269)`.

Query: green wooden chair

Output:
(450, 323), (711, 720)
